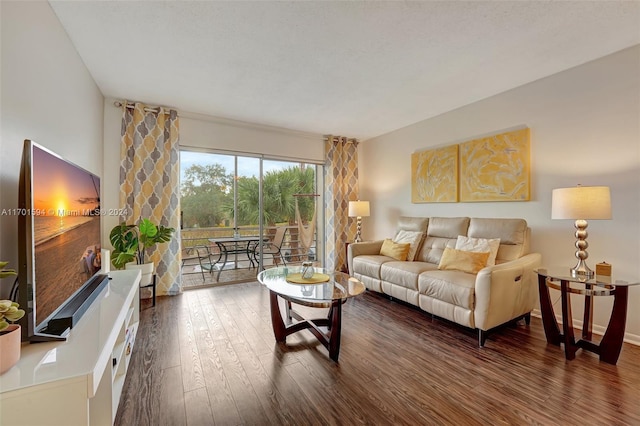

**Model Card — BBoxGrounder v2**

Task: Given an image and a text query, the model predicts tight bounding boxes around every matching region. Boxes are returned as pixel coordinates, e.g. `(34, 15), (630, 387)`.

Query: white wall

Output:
(102, 99), (325, 247)
(0, 1), (104, 298)
(180, 112), (325, 162)
(360, 45), (640, 342)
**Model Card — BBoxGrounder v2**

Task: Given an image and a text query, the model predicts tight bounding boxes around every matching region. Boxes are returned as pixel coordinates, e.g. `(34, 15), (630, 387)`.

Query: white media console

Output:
(0, 269), (141, 425)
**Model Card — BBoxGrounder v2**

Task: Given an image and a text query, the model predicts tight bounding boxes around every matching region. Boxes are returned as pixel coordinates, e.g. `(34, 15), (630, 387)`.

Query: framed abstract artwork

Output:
(459, 128), (530, 202)
(411, 144), (458, 203)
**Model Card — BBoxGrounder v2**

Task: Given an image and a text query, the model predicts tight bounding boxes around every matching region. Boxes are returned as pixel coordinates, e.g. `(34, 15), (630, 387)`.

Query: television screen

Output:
(20, 141), (102, 335)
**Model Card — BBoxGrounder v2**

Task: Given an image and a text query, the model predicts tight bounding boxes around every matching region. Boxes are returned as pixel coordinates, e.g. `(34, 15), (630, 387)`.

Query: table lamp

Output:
(348, 200), (370, 243)
(551, 185), (611, 278)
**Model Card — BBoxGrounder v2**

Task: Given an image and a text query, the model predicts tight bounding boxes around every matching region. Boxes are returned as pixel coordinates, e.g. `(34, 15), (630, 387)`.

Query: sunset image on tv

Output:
(32, 145), (101, 327)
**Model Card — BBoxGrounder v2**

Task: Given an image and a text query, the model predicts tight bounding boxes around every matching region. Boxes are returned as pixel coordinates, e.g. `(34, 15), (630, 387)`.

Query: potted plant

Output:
(109, 218), (175, 287)
(0, 261), (24, 374)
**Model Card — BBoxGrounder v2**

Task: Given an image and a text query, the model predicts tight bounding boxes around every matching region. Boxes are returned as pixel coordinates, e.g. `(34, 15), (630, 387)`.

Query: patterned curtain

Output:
(120, 102), (182, 295)
(324, 135), (360, 272)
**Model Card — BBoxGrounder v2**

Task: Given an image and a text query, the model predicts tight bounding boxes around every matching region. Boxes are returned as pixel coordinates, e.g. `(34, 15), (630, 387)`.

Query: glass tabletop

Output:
(535, 267), (639, 287)
(210, 236), (267, 243)
(257, 266), (365, 302)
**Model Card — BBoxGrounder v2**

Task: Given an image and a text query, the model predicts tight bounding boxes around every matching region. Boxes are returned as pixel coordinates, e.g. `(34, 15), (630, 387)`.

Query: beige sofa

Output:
(347, 217), (542, 346)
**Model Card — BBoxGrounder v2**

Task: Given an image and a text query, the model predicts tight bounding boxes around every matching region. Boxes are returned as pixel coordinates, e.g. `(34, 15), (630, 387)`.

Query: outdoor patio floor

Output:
(181, 263), (260, 289)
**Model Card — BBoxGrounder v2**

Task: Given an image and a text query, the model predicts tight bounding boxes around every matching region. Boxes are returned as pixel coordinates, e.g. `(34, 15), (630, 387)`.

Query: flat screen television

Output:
(18, 139), (108, 342)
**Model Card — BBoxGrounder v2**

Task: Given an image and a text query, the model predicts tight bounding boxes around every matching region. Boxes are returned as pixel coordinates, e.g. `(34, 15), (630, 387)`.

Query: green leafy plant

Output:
(109, 219), (175, 269)
(0, 261), (17, 280)
(0, 261), (24, 332)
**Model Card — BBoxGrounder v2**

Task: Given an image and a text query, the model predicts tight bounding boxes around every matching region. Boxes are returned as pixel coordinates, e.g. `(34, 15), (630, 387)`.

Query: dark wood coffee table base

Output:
(269, 290), (343, 361)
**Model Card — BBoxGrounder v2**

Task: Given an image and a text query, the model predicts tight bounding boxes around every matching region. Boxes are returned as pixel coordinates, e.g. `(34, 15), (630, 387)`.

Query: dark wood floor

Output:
(116, 282), (640, 426)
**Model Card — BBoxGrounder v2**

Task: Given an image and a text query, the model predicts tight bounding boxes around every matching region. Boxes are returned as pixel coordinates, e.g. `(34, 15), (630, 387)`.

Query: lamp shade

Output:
(348, 200), (370, 218)
(551, 186), (611, 220)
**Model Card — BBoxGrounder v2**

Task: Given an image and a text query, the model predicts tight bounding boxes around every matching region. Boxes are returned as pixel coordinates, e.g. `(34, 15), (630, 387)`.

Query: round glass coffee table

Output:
(257, 266), (365, 361)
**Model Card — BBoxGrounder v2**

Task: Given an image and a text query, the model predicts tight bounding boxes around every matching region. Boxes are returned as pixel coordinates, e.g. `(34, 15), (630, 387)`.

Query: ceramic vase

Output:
(0, 324), (21, 375)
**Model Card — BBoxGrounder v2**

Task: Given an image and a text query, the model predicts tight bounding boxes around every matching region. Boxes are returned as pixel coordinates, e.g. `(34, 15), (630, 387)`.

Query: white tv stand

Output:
(0, 269), (141, 425)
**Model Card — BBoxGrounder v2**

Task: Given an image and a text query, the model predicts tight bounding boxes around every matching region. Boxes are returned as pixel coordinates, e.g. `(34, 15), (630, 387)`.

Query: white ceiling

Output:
(49, 1), (640, 140)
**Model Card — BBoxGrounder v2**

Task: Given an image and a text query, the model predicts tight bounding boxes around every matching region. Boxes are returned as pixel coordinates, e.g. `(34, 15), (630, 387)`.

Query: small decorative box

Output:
(596, 262), (611, 276)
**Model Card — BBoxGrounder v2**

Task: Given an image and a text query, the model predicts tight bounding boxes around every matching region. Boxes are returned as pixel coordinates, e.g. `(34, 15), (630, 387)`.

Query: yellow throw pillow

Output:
(455, 235), (501, 266)
(438, 247), (490, 274)
(380, 239), (411, 261)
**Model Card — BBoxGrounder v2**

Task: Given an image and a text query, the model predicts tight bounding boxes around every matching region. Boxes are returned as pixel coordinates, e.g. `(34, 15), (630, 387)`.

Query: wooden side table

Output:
(535, 267), (638, 364)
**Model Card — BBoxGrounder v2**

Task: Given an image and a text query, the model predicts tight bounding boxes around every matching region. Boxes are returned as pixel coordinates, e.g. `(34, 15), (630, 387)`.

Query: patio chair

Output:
(181, 245), (201, 273)
(195, 245), (221, 281)
(253, 226), (288, 267)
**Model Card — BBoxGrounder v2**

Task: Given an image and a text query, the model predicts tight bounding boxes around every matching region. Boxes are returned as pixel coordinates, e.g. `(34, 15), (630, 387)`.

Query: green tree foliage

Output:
(180, 164), (233, 228)
(181, 162), (316, 228)
(229, 165), (316, 226)
(280, 166), (316, 223)
(233, 176), (260, 225)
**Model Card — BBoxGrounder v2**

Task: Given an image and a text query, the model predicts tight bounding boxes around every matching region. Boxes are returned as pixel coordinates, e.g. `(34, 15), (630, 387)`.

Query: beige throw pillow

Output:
(438, 247), (490, 274)
(455, 235), (501, 266)
(393, 230), (425, 261)
(380, 239), (411, 261)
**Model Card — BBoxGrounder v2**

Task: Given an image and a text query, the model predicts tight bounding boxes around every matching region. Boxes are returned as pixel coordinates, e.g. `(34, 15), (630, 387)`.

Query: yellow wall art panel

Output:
(459, 128), (530, 202)
(411, 144), (458, 203)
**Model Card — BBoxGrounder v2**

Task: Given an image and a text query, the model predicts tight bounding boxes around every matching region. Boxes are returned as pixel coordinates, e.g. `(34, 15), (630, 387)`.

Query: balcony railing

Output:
(180, 225), (317, 287)
(182, 225), (315, 259)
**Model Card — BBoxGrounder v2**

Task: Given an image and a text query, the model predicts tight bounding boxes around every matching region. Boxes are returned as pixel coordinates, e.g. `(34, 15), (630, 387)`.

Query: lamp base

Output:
(570, 219), (594, 279)
(354, 217), (363, 243)
(570, 259), (594, 278)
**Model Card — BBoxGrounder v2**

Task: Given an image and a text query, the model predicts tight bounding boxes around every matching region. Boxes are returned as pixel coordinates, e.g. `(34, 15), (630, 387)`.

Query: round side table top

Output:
(535, 267), (639, 286)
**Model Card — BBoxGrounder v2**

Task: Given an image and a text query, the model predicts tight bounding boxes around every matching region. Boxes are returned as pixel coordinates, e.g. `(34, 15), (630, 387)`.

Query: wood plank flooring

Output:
(116, 283), (640, 425)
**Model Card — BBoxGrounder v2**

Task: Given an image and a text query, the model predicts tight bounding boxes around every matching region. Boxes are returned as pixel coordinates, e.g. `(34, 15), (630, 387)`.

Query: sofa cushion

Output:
(416, 236), (456, 265)
(418, 270), (476, 310)
(468, 218), (526, 244)
(380, 239), (410, 261)
(381, 261), (437, 290)
(438, 247), (490, 274)
(411, 217), (469, 264)
(393, 230), (425, 261)
(427, 217), (470, 238)
(455, 235), (501, 266)
(468, 218), (529, 262)
(397, 216), (429, 232)
(353, 255), (392, 279)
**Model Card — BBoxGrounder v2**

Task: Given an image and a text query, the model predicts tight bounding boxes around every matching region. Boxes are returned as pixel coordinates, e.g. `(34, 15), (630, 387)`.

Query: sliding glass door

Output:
(258, 160), (322, 269)
(179, 149), (322, 287)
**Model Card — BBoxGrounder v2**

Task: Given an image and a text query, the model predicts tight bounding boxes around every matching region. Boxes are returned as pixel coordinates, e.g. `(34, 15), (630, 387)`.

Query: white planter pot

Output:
(125, 262), (155, 299)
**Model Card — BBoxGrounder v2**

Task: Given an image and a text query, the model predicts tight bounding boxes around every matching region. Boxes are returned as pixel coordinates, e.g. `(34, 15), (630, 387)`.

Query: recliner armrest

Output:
(347, 240), (384, 274)
(474, 253), (542, 330)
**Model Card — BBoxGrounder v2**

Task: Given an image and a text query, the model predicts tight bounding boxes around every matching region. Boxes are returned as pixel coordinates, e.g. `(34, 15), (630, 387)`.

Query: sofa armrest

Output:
(347, 240), (384, 274)
(474, 253), (542, 331)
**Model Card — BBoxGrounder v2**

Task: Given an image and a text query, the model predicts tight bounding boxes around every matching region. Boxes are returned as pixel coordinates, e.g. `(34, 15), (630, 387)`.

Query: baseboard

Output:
(531, 309), (640, 347)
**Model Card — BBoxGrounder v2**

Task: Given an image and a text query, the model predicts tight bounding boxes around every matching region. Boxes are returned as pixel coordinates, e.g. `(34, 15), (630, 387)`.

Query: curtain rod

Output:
(113, 100), (178, 115)
(324, 135), (359, 145)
